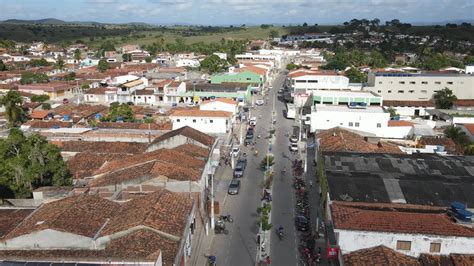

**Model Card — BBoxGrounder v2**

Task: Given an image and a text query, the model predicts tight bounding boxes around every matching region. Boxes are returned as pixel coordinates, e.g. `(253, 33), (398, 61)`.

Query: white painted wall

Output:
(453, 117), (474, 124)
(171, 117), (230, 134)
(200, 101), (237, 114)
(292, 75), (349, 92)
(176, 59), (200, 68)
(0, 229), (95, 249)
(384, 106), (434, 117)
(384, 126), (414, 139)
(310, 107), (389, 137)
(335, 229), (474, 257)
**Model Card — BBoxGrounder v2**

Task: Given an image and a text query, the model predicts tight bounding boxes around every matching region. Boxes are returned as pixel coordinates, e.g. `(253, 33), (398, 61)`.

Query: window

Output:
(447, 81), (453, 85)
(396, 241), (411, 251)
(376, 123), (381, 128)
(410, 81), (416, 84)
(192, 119), (196, 123)
(246, 78), (251, 81)
(388, 90), (392, 93)
(176, 119), (180, 122)
(349, 122), (353, 127)
(355, 122), (360, 127)
(398, 90), (404, 93)
(409, 90), (415, 93)
(377, 90), (382, 93)
(308, 80), (318, 83)
(399, 81), (405, 84)
(210, 120), (214, 123)
(421, 90), (427, 94)
(422, 81), (428, 84)
(296, 80), (306, 83)
(430, 243), (441, 253)
(378, 82), (382, 84)
(435, 81), (441, 84)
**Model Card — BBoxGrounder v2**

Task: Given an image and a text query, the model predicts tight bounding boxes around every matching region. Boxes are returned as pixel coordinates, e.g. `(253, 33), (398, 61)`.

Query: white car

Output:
(256, 99), (264, 106)
(249, 117), (257, 126)
(230, 146), (240, 157)
(289, 143), (298, 152)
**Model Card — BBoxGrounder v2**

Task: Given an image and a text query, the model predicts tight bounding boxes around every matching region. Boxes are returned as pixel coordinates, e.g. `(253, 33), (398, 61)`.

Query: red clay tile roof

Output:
(89, 161), (156, 187)
(419, 254), (455, 266)
(388, 120), (414, 127)
(97, 121), (172, 130)
(317, 127), (402, 154)
(173, 144), (209, 158)
(66, 152), (131, 179)
(150, 126), (216, 147)
(201, 98), (237, 105)
(53, 140), (147, 154)
(30, 110), (49, 119)
(235, 65), (267, 76)
(454, 99), (474, 107)
(24, 120), (72, 128)
(343, 245), (420, 266)
(170, 109), (232, 118)
(450, 254), (474, 266)
(53, 104), (108, 119)
(461, 124), (474, 135)
(383, 100), (435, 107)
(419, 137), (459, 154)
(0, 229), (177, 264)
(288, 70), (339, 78)
(0, 209), (35, 238)
(331, 201), (474, 237)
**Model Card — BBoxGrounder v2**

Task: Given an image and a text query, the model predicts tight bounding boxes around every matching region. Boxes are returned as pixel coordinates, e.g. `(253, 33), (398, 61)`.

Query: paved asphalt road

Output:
(211, 69), (298, 266)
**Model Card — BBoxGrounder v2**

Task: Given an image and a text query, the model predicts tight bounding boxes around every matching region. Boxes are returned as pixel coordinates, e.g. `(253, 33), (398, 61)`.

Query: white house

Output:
(176, 58), (200, 68)
(164, 81), (186, 103)
(310, 104), (389, 137)
(199, 98), (238, 114)
(383, 100), (435, 117)
(288, 70), (350, 94)
(331, 201), (474, 258)
(170, 109), (233, 134)
(384, 120), (415, 139)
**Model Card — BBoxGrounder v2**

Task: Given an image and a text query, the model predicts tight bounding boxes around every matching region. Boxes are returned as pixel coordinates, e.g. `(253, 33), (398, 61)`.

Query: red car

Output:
(62, 98), (69, 104)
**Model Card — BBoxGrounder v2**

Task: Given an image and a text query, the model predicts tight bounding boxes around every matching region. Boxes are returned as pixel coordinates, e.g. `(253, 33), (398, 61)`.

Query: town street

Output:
(210, 68), (298, 266)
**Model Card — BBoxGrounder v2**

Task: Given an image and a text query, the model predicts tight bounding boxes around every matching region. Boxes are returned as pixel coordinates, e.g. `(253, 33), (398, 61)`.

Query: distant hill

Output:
(2, 18), (68, 25)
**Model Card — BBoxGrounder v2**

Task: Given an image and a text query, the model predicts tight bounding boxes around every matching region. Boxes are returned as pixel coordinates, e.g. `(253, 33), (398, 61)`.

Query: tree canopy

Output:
(0, 90), (28, 128)
(0, 129), (71, 198)
(97, 59), (109, 73)
(20, 72), (49, 84)
(433, 88), (457, 109)
(105, 102), (134, 122)
(200, 54), (226, 73)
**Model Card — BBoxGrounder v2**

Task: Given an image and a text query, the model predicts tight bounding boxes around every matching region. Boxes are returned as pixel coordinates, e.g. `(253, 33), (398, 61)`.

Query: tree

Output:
(344, 68), (367, 83)
(20, 72), (49, 84)
(107, 102), (134, 122)
(122, 53), (132, 62)
(30, 58), (51, 67)
(0, 59), (6, 71)
(0, 90), (27, 128)
(42, 103), (51, 110)
(0, 129), (71, 198)
(30, 94), (50, 103)
(386, 107), (399, 118)
(423, 53), (450, 70)
(145, 56), (152, 63)
(269, 30), (279, 39)
(303, 22), (308, 27)
(444, 125), (469, 146)
(73, 49), (82, 62)
(434, 88), (457, 109)
(55, 57), (65, 70)
(200, 54), (225, 73)
(97, 59), (109, 73)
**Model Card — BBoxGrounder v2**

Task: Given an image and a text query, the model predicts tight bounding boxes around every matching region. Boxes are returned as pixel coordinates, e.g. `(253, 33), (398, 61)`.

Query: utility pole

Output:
(210, 170), (215, 229)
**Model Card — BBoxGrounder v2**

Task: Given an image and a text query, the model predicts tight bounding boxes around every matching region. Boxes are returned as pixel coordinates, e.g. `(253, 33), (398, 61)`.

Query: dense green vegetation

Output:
(20, 72), (49, 84)
(97, 59), (109, 73)
(286, 63), (309, 70)
(30, 94), (50, 103)
(434, 88), (457, 109)
(104, 102), (134, 122)
(0, 90), (28, 128)
(0, 129), (71, 198)
(200, 54), (227, 73)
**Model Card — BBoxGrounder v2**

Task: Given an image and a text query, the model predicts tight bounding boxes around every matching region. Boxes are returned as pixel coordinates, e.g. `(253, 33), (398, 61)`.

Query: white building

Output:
(310, 104), (389, 137)
(163, 81), (186, 103)
(176, 58), (200, 68)
(170, 109), (233, 134)
(382, 100), (435, 117)
(384, 120), (415, 139)
(288, 70), (350, 95)
(466, 65), (474, 74)
(366, 72), (474, 101)
(213, 52), (227, 60)
(199, 98), (238, 114)
(331, 201), (474, 257)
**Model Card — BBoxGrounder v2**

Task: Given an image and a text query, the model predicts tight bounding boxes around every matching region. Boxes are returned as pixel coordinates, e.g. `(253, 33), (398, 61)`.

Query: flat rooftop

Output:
(314, 104), (385, 113)
(312, 90), (379, 98)
(324, 152), (474, 207)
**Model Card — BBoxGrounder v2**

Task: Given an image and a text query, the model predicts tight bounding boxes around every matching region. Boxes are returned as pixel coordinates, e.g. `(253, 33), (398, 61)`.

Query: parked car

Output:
(62, 98), (69, 104)
(289, 143), (298, 152)
(228, 179), (241, 195)
(289, 135), (298, 143)
(277, 89), (284, 94)
(237, 157), (247, 168)
(230, 146), (240, 157)
(256, 99), (264, 106)
(249, 117), (257, 126)
(234, 162), (245, 178)
(295, 215), (309, 231)
(245, 134), (254, 145)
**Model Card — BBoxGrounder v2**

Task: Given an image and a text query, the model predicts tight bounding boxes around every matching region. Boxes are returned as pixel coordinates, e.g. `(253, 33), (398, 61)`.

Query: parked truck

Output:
(286, 103), (296, 119)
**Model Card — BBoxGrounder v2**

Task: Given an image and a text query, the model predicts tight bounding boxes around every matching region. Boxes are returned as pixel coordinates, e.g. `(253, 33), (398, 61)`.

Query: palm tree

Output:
(444, 125), (469, 146)
(0, 90), (26, 128)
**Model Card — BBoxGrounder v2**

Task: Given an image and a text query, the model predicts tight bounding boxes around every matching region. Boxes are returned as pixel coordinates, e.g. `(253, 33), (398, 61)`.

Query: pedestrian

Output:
(309, 180), (313, 188)
(265, 256), (271, 265)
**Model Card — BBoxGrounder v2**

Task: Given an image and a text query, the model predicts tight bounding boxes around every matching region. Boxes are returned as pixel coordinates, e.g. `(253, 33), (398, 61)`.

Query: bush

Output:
(30, 94), (50, 103)
(42, 103), (51, 110)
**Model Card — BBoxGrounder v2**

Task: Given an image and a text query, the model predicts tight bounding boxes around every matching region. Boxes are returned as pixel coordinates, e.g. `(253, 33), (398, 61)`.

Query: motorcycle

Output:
(220, 215), (233, 223)
(276, 228), (284, 240)
(214, 219), (228, 235)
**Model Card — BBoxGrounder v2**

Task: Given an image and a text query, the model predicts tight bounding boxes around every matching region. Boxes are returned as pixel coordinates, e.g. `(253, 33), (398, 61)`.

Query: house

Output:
(0, 190), (196, 266)
(383, 100), (435, 117)
(30, 110), (50, 120)
(211, 70), (262, 86)
(121, 44), (140, 53)
(147, 125), (216, 152)
(310, 104), (390, 136)
(458, 123), (474, 142)
(385, 120), (415, 139)
(163, 81), (186, 103)
(200, 98), (238, 114)
(169, 109), (233, 134)
(323, 152), (474, 206)
(310, 90), (382, 108)
(288, 70), (350, 94)
(182, 82), (253, 104)
(331, 201), (474, 257)
(175, 58), (200, 68)
(17, 82), (76, 99)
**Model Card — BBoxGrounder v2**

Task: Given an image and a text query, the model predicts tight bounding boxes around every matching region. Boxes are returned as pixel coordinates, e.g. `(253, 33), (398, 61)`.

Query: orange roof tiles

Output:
(236, 65), (267, 76)
(170, 109), (232, 118)
(30, 110), (49, 119)
(331, 201), (474, 237)
(0, 209), (34, 238)
(150, 126), (215, 147)
(461, 124), (474, 135)
(53, 141), (147, 154)
(317, 127), (402, 154)
(388, 120), (414, 127)
(454, 100), (474, 107)
(288, 70), (339, 78)
(343, 246), (420, 266)
(201, 98), (237, 105)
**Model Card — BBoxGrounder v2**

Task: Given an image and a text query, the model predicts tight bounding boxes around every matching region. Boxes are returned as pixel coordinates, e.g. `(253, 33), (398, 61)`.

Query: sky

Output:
(0, 0), (473, 25)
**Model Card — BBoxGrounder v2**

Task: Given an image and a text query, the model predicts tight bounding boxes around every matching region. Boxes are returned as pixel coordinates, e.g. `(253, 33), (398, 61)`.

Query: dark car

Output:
(234, 157), (247, 178)
(295, 215), (309, 231)
(62, 98), (69, 104)
(228, 179), (241, 195)
(245, 132), (254, 145)
(237, 157), (247, 168)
